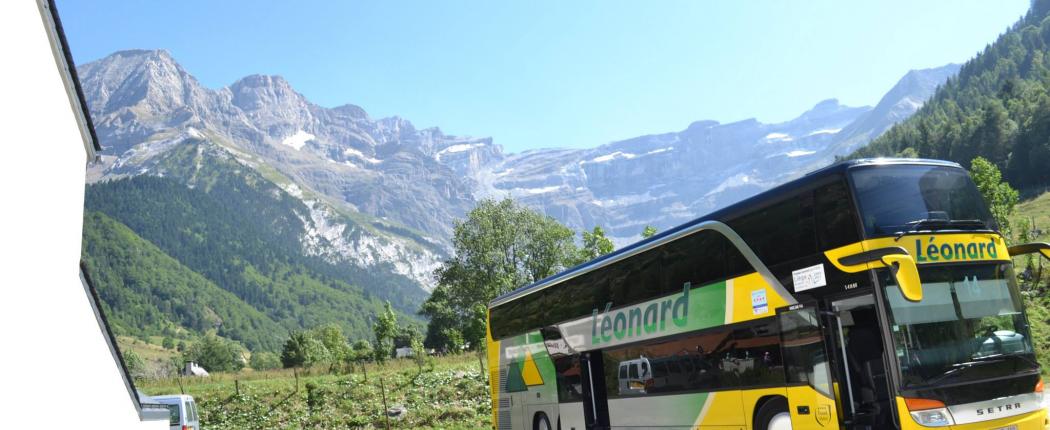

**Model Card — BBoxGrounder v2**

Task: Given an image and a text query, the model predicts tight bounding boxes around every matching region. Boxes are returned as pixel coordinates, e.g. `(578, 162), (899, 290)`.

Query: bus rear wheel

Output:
(533, 412), (552, 430)
(755, 398), (792, 430)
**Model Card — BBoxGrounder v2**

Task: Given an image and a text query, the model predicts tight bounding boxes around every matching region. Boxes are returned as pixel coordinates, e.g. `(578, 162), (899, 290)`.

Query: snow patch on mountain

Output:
(764, 132), (793, 142)
(590, 151), (637, 163)
(806, 128), (842, 136)
(646, 147), (674, 155)
(705, 173), (766, 197)
(436, 142), (487, 157)
(343, 147), (381, 164)
(281, 130), (314, 150)
(520, 185), (563, 195)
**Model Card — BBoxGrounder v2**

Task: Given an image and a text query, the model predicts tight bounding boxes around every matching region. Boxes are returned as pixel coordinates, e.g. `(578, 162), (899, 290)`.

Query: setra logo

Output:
(975, 402), (1022, 416)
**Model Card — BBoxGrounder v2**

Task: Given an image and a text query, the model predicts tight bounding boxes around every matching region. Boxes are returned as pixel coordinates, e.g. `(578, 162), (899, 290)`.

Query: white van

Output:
(617, 357), (652, 395)
(153, 394), (200, 430)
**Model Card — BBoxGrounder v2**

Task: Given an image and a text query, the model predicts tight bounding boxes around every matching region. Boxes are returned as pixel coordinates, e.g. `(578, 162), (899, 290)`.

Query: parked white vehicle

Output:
(153, 395), (200, 430)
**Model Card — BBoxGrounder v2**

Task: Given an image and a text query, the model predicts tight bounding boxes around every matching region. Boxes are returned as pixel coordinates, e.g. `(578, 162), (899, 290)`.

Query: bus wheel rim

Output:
(768, 412), (792, 430)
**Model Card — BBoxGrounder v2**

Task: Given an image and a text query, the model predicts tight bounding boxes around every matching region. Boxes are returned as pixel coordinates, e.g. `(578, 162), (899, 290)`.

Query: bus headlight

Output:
(905, 397), (955, 427)
(910, 408), (954, 427)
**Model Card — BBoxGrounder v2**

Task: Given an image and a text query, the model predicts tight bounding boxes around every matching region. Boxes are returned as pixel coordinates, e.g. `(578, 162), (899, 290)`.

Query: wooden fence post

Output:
(380, 377), (391, 430)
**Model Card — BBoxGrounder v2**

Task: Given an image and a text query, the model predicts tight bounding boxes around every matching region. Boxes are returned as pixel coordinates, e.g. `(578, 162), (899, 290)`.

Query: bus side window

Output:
(661, 231), (727, 293)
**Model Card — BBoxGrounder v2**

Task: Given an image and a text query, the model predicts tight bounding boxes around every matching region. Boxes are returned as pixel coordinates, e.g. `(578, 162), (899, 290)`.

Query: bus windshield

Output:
(850, 164), (994, 236)
(880, 263), (1039, 389)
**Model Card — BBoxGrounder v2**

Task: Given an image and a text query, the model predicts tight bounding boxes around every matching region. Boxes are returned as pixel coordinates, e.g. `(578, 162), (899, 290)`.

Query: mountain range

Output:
(79, 49), (957, 348)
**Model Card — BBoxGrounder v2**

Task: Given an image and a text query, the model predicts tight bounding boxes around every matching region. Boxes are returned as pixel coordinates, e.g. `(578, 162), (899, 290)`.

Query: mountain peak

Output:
(231, 74), (293, 90)
(77, 48), (201, 116)
(228, 74), (310, 117)
(100, 49), (176, 63)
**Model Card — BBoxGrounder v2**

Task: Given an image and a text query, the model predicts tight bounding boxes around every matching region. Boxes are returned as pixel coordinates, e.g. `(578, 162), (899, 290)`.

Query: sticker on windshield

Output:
(792, 264), (827, 292)
(751, 289), (768, 315)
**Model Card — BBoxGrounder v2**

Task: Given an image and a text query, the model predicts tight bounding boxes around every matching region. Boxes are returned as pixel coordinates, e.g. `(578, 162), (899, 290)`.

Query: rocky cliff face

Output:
(80, 49), (958, 290)
(463, 64), (959, 244)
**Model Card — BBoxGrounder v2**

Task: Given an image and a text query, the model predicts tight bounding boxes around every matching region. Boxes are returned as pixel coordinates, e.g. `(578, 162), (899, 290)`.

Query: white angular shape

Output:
(806, 128), (842, 136)
(344, 147), (381, 164)
(281, 130), (315, 150)
(436, 142), (486, 156)
(590, 151), (637, 163)
(785, 150), (817, 157)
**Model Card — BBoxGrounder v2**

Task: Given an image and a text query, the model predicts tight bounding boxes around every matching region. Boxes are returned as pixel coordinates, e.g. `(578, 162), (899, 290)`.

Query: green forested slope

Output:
(82, 211), (285, 351)
(83, 142), (425, 351)
(852, 1), (1050, 191)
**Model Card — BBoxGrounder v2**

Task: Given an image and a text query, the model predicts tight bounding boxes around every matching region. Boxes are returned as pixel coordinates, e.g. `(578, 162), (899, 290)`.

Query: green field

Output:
(139, 353), (490, 429)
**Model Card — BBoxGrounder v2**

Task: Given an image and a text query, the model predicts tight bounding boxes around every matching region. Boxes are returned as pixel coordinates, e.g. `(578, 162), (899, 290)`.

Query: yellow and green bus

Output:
(487, 159), (1050, 430)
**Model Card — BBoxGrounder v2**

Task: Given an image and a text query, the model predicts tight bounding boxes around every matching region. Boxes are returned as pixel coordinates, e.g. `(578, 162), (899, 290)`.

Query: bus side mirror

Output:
(836, 246), (923, 302)
(880, 254), (922, 302)
(1008, 242), (1050, 260)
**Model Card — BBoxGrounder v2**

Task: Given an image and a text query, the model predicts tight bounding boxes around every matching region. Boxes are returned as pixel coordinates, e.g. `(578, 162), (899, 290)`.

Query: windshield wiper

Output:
(921, 353), (1037, 387)
(922, 359), (998, 386)
(895, 218), (988, 240)
(971, 352), (1041, 368)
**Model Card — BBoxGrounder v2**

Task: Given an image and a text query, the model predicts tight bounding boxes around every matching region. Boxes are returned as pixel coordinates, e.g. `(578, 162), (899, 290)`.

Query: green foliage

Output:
(421, 198), (577, 351)
(82, 211), (285, 351)
(280, 331), (332, 368)
(372, 302), (398, 364)
(441, 328), (465, 353)
(310, 324), (351, 364)
(83, 142), (425, 350)
(410, 333), (427, 373)
(577, 226), (615, 264)
(641, 225), (658, 239)
(184, 333), (245, 373)
(122, 349), (146, 382)
(162, 337), (175, 350)
(350, 340), (374, 365)
(249, 351), (282, 371)
(971, 156), (1020, 237)
(851, 6), (1050, 194)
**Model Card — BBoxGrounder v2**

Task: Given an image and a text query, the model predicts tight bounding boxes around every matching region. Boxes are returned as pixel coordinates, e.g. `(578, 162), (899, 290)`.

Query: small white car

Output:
(153, 394), (200, 430)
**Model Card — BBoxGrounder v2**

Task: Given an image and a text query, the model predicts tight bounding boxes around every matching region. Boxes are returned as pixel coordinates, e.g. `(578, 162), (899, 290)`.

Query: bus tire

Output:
(755, 397), (792, 430)
(534, 412), (552, 430)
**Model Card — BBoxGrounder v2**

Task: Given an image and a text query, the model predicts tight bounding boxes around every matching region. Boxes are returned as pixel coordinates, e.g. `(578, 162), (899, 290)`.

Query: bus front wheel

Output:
(533, 412), (552, 430)
(755, 397), (792, 430)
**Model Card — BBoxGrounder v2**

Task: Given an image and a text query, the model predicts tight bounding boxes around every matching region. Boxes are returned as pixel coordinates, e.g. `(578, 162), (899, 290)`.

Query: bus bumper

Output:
(898, 407), (1045, 430)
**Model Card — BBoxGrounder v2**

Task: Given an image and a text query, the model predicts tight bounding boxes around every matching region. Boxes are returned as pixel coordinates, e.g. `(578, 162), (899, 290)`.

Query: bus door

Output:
(540, 326), (605, 430)
(827, 294), (893, 430)
(777, 303), (840, 430)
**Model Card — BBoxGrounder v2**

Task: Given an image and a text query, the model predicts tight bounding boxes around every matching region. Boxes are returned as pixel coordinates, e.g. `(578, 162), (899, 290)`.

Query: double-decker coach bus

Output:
(486, 159), (1050, 430)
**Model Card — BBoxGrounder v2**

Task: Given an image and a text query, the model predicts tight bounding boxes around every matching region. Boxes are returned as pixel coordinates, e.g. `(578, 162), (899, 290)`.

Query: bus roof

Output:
(489, 158), (961, 308)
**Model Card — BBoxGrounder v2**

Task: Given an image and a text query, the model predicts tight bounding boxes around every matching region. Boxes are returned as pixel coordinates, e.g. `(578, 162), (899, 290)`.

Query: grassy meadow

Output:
(137, 353), (490, 429)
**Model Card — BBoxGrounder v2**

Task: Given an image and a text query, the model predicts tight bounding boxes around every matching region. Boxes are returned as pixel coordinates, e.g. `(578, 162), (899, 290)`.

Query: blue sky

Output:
(58, 1), (1027, 153)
